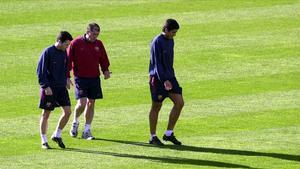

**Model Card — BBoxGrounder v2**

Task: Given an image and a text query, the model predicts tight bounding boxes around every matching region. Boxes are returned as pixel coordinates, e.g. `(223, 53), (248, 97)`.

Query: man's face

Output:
(87, 28), (100, 42)
(165, 29), (178, 39)
(60, 40), (71, 51)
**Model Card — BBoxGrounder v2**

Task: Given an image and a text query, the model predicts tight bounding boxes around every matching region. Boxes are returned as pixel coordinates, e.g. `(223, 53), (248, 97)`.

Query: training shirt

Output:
(149, 34), (175, 82)
(67, 35), (110, 78)
(37, 45), (68, 89)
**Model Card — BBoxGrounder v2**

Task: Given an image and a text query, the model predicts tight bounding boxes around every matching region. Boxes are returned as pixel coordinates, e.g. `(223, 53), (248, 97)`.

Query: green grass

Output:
(0, 0), (299, 168)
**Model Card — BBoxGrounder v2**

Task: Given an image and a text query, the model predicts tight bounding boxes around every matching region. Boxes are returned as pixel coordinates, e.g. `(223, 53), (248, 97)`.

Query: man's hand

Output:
(44, 87), (53, 96)
(164, 80), (172, 91)
(66, 78), (73, 89)
(104, 71), (111, 80)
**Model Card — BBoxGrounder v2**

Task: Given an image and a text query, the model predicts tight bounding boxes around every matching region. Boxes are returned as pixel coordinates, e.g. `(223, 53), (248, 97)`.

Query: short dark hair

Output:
(87, 22), (100, 32)
(162, 19), (180, 32)
(56, 31), (73, 43)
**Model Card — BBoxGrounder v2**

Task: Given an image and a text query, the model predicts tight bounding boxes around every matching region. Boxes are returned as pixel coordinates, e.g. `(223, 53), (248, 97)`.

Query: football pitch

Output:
(0, 0), (299, 168)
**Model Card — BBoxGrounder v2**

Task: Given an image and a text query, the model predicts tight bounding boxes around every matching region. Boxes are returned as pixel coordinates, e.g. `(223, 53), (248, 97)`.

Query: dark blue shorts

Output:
(149, 75), (182, 102)
(39, 87), (71, 111)
(74, 77), (103, 100)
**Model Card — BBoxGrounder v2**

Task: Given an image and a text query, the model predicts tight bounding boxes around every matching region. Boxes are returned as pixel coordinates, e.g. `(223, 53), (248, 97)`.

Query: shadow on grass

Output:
(65, 147), (254, 168)
(94, 138), (300, 163)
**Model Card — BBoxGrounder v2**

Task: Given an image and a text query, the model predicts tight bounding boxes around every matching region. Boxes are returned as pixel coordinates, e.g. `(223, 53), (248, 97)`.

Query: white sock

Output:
(84, 124), (91, 132)
(73, 117), (79, 124)
(41, 134), (48, 144)
(53, 129), (62, 138)
(150, 134), (157, 140)
(165, 130), (173, 136)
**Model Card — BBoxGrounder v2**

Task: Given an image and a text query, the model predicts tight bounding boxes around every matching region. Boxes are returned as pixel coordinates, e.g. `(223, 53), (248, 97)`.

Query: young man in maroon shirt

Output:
(67, 23), (111, 140)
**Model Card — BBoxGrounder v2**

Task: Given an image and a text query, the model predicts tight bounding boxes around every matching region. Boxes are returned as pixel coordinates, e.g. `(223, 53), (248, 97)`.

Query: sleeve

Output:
(37, 49), (50, 89)
(66, 41), (74, 78)
(98, 42), (110, 73)
(152, 40), (167, 82)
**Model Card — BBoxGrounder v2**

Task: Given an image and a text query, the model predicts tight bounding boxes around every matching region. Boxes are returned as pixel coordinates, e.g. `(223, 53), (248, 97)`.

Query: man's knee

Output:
(86, 99), (95, 108)
(63, 107), (72, 117)
(41, 110), (51, 120)
(175, 99), (184, 109)
(153, 101), (162, 107)
(65, 112), (71, 118)
(87, 99), (95, 104)
(151, 102), (162, 112)
(76, 98), (87, 109)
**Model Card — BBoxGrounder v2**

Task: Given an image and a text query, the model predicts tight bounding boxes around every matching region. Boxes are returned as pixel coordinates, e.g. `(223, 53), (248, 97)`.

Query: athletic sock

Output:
(84, 124), (91, 133)
(165, 130), (173, 136)
(73, 117), (79, 124)
(41, 134), (48, 144)
(150, 134), (157, 140)
(53, 129), (62, 138)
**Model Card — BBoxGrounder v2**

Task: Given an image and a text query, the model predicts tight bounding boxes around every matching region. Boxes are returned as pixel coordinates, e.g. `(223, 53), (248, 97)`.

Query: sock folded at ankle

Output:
(165, 130), (173, 136)
(150, 134), (157, 140)
(84, 124), (91, 133)
(41, 134), (48, 144)
(53, 129), (62, 138)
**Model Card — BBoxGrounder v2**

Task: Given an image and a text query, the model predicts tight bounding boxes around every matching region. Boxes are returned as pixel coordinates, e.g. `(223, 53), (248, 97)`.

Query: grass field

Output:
(0, 0), (300, 168)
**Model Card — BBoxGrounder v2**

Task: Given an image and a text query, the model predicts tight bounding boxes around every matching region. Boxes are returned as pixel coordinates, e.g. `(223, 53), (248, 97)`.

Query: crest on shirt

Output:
(46, 102), (52, 107)
(158, 95), (163, 101)
(78, 90), (84, 95)
(95, 47), (99, 52)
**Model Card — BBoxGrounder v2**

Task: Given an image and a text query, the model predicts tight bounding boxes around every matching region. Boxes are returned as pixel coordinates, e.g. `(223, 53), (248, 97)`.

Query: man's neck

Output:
(54, 42), (64, 51)
(162, 32), (171, 39)
(85, 34), (95, 42)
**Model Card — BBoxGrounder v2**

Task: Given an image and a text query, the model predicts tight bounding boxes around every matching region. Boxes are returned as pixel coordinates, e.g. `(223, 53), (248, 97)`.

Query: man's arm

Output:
(66, 42), (74, 79)
(66, 42), (75, 88)
(152, 40), (167, 82)
(37, 50), (50, 89)
(152, 40), (172, 90)
(98, 42), (111, 79)
(37, 50), (53, 95)
(65, 55), (73, 89)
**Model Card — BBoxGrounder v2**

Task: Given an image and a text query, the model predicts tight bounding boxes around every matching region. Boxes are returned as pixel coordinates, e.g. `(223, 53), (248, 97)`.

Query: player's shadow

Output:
(94, 138), (300, 163)
(65, 147), (254, 168)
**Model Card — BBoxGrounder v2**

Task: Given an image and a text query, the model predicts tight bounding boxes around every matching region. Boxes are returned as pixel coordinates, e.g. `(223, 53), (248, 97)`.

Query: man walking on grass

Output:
(37, 31), (73, 149)
(148, 19), (184, 145)
(67, 23), (111, 140)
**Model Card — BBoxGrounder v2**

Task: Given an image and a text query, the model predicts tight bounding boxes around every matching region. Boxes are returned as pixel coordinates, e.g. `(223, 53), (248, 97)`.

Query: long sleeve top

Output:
(67, 35), (110, 78)
(37, 45), (68, 88)
(149, 34), (175, 82)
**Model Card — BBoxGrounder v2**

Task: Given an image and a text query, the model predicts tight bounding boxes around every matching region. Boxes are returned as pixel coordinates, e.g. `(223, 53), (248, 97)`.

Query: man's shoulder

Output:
(42, 45), (55, 54)
(68, 36), (85, 50)
(153, 34), (166, 43)
(151, 34), (164, 47)
(71, 36), (84, 44)
(95, 39), (103, 45)
(153, 34), (163, 40)
(94, 39), (105, 48)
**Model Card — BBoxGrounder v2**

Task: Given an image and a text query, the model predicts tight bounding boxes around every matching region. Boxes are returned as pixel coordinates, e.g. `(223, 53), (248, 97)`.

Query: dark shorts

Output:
(74, 77), (103, 100)
(149, 75), (182, 102)
(39, 87), (71, 111)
